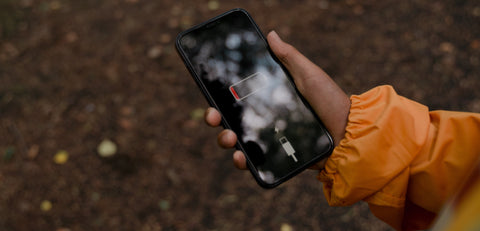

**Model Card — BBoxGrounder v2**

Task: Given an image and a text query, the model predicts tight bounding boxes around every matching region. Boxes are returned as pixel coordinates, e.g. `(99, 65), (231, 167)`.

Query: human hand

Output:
(205, 31), (350, 170)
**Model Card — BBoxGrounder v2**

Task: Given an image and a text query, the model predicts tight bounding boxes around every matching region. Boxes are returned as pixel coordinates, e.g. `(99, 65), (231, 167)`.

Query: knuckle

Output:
(276, 44), (295, 64)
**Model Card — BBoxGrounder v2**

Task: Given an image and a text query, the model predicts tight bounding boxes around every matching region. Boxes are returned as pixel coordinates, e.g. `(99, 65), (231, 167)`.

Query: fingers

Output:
(204, 107), (222, 127)
(233, 151), (247, 170)
(204, 107), (247, 170)
(267, 31), (350, 146)
(217, 129), (237, 149)
(206, 108), (238, 148)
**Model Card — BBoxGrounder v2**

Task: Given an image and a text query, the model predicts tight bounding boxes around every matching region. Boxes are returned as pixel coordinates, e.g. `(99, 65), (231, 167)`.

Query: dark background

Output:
(0, 0), (479, 230)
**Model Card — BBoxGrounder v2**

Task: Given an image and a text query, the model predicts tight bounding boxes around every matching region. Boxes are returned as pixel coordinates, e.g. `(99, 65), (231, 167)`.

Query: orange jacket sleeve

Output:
(317, 85), (480, 230)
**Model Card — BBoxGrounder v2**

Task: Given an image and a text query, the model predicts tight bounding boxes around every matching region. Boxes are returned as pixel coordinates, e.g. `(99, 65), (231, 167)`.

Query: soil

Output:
(0, 0), (479, 230)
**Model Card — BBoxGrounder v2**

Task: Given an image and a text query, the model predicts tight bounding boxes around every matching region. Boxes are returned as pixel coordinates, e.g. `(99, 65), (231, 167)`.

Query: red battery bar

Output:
(229, 72), (267, 101)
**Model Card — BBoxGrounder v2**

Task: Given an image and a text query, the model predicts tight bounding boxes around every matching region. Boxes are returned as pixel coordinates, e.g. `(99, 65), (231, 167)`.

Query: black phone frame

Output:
(175, 8), (334, 188)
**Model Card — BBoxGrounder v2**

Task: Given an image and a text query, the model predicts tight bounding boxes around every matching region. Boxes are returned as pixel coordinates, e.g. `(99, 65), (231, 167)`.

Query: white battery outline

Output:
(279, 136), (298, 162)
(229, 72), (268, 101)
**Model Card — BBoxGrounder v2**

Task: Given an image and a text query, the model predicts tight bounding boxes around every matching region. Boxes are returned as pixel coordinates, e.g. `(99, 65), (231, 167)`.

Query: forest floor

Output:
(1, 0), (479, 230)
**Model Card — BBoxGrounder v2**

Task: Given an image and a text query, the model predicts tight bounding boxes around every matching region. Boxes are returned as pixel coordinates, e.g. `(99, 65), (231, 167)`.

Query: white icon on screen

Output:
(279, 136), (298, 162)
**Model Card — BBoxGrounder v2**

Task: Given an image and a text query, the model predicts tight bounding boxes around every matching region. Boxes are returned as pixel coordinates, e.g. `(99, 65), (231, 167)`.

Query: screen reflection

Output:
(179, 11), (332, 184)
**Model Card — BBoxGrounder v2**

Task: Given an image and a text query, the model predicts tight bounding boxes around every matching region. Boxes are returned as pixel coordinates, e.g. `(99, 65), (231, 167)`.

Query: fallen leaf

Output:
(54, 150), (68, 164)
(40, 200), (52, 211)
(27, 145), (40, 160)
(190, 108), (205, 121)
(208, 0), (220, 10)
(3, 147), (15, 161)
(180, 16), (193, 29)
(158, 200), (170, 211)
(280, 223), (293, 231)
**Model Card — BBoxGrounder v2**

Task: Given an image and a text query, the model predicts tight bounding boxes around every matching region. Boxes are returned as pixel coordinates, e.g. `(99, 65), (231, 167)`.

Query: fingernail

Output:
(269, 30), (280, 40)
(225, 131), (235, 143)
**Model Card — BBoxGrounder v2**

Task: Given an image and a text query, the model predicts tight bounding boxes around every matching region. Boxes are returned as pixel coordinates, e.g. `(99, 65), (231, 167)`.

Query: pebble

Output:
(28, 145), (39, 160)
(97, 139), (117, 157)
(147, 45), (163, 59)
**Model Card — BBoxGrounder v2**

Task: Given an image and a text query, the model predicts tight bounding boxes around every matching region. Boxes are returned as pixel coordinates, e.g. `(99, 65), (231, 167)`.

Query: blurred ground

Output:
(0, 0), (479, 230)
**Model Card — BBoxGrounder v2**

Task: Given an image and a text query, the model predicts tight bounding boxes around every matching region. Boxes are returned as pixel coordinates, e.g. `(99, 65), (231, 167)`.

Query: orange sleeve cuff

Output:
(317, 85), (480, 230)
(318, 85), (430, 208)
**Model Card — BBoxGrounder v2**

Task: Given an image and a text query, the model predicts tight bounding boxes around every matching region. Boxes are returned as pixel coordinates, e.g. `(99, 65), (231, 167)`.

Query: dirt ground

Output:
(1, 0), (479, 230)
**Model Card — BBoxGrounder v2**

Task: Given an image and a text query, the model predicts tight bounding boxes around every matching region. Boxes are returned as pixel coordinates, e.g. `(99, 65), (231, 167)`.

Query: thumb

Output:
(267, 31), (333, 100)
(266, 31), (350, 146)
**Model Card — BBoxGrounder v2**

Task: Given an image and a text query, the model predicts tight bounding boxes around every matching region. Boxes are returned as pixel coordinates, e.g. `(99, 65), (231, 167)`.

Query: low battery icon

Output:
(229, 72), (268, 101)
(279, 136), (298, 162)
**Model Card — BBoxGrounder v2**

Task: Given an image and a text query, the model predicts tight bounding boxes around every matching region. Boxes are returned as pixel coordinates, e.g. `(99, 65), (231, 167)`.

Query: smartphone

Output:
(176, 8), (333, 188)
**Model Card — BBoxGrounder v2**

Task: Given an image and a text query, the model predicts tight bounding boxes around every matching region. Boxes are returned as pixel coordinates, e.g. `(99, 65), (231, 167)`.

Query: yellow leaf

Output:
(54, 150), (68, 164)
(40, 200), (52, 211)
(190, 108), (205, 121)
(280, 223), (293, 231)
(207, 0), (219, 10)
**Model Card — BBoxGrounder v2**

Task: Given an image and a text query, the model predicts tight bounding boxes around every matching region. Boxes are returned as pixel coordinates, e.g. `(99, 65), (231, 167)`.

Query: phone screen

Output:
(176, 9), (333, 187)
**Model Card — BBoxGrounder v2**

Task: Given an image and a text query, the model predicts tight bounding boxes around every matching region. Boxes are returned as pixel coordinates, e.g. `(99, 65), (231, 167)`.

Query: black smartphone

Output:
(176, 8), (333, 188)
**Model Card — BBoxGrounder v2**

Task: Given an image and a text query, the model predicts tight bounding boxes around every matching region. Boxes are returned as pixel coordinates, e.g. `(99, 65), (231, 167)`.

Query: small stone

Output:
(20, 0), (34, 8)
(56, 228), (71, 231)
(120, 106), (134, 116)
(471, 39), (480, 50)
(318, 0), (329, 9)
(97, 139), (117, 157)
(1, 43), (19, 58)
(65, 32), (78, 43)
(118, 118), (133, 130)
(353, 5), (364, 15)
(439, 42), (455, 53)
(91, 192), (101, 202)
(27, 145), (40, 160)
(472, 7), (480, 17)
(167, 18), (179, 29)
(160, 33), (171, 44)
(50, 1), (61, 10)
(147, 45), (163, 59)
